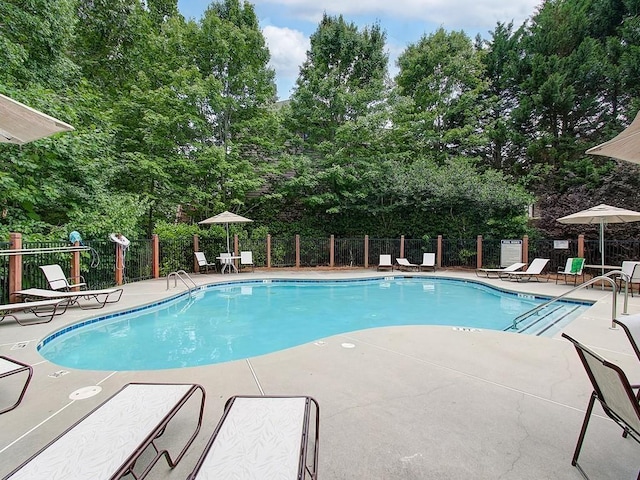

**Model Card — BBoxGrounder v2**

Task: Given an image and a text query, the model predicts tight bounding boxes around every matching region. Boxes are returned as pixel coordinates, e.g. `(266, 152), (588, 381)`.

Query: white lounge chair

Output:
(502, 258), (550, 282)
(377, 254), (393, 272)
(3, 383), (206, 480)
(240, 251), (254, 272)
(556, 258), (585, 285)
(476, 262), (526, 278)
(187, 396), (319, 480)
(0, 298), (68, 325)
(195, 252), (216, 273)
(15, 287), (123, 309)
(618, 260), (640, 296)
(0, 356), (33, 414)
(396, 258), (419, 271)
(419, 252), (437, 272)
(39, 264), (86, 291)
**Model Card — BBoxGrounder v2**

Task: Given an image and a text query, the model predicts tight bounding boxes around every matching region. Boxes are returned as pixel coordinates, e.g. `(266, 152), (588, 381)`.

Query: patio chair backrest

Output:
(561, 258), (573, 274)
(219, 252), (232, 265)
(195, 252), (209, 267)
(422, 253), (435, 266)
(39, 265), (69, 290)
(613, 314), (640, 362)
(563, 333), (640, 436)
(240, 251), (253, 264)
(526, 258), (549, 274)
(379, 254), (392, 266)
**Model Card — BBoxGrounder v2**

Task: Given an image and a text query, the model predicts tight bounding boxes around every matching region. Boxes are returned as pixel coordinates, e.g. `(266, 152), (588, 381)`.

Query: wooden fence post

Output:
(152, 234), (160, 278)
(115, 242), (124, 285)
(330, 235), (334, 267)
(437, 235), (443, 269)
(578, 234), (584, 259)
(400, 235), (405, 258)
(267, 234), (271, 268)
(476, 235), (483, 269)
(71, 242), (81, 291)
(193, 234), (199, 273)
(9, 232), (22, 303)
(295, 235), (300, 268)
(364, 235), (369, 269)
(522, 235), (529, 264)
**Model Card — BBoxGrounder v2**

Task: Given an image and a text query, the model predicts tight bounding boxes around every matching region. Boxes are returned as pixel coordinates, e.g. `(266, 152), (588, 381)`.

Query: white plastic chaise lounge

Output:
(377, 254), (393, 272)
(39, 264), (86, 291)
(396, 258), (419, 271)
(502, 258), (550, 282)
(187, 395), (319, 480)
(14, 286), (123, 310)
(195, 252), (217, 273)
(476, 262), (526, 278)
(3, 382), (206, 480)
(0, 356), (33, 414)
(240, 250), (254, 272)
(0, 298), (68, 325)
(419, 252), (437, 272)
(618, 260), (640, 296)
(555, 257), (585, 285)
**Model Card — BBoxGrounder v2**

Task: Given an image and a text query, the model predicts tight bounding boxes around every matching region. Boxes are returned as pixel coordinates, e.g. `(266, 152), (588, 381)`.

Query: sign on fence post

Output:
(500, 240), (522, 267)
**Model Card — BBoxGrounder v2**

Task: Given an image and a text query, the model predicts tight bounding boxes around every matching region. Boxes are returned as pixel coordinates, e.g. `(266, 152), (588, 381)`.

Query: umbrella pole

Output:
(226, 223), (230, 254)
(600, 221), (605, 277)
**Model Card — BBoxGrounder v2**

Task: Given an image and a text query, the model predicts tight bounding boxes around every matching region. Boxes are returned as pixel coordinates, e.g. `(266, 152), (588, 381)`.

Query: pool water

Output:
(38, 278), (590, 371)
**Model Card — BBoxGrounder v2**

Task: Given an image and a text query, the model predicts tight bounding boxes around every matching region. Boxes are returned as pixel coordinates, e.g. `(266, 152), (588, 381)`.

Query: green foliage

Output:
(3, 0), (640, 247)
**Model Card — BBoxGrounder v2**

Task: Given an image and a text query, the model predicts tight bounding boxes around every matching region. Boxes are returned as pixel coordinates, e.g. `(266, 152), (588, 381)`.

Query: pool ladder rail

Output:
(167, 270), (198, 296)
(512, 271), (629, 332)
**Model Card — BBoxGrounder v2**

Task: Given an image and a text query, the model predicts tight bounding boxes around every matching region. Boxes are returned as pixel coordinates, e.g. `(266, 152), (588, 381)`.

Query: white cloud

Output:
(262, 26), (310, 98)
(257, 0), (539, 30)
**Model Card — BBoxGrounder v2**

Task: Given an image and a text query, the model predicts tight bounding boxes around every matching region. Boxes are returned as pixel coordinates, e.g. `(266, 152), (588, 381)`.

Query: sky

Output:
(177, 0), (542, 100)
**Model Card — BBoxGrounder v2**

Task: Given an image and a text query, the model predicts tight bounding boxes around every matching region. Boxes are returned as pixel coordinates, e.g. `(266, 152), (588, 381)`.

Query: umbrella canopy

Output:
(198, 210), (253, 253)
(586, 111), (640, 164)
(0, 93), (74, 145)
(557, 204), (640, 270)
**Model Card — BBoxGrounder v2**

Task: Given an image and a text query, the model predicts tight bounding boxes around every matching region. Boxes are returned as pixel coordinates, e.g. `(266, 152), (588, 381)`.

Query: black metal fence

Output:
(3, 235), (640, 304)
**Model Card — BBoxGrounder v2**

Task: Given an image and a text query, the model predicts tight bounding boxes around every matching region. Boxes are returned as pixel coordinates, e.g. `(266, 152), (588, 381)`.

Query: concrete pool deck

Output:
(0, 269), (638, 479)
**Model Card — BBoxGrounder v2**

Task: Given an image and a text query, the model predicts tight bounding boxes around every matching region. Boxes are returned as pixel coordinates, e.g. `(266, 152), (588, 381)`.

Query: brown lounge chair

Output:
(561, 333), (640, 480)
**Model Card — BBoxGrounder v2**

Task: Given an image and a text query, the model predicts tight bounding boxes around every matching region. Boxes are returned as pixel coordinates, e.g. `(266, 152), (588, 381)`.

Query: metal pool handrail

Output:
(167, 270), (197, 295)
(512, 274), (619, 331)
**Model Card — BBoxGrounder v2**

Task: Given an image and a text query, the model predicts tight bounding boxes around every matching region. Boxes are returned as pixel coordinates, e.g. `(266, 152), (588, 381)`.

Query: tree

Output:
(0, 0), (79, 88)
(289, 14), (388, 148)
(395, 28), (488, 161)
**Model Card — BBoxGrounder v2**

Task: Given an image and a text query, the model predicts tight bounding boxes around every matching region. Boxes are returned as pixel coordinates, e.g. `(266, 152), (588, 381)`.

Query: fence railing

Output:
(2, 233), (638, 304)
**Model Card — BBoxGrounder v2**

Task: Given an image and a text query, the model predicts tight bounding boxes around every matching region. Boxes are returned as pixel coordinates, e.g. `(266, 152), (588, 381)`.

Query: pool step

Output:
(508, 305), (583, 336)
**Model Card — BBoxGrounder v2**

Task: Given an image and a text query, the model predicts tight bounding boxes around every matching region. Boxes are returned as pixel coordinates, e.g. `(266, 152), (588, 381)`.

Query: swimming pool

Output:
(38, 277), (591, 371)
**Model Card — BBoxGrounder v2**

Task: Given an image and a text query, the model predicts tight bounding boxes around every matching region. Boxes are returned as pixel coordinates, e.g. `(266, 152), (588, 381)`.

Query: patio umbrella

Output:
(0, 93), (74, 145)
(557, 204), (640, 273)
(198, 210), (253, 253)
(586, 111), (640, 164)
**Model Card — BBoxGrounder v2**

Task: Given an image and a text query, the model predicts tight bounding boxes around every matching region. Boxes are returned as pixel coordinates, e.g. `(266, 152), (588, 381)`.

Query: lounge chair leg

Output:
(571, 392), (597, 472)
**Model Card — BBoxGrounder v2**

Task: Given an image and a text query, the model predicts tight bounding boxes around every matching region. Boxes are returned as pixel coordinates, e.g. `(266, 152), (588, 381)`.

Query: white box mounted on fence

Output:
(500, 240), (522, 267)
(554, 240), (569, 249)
